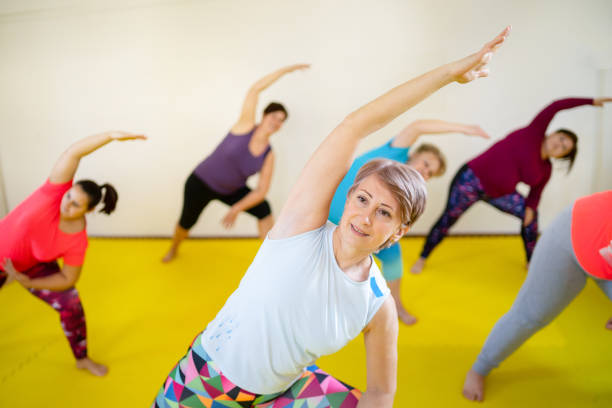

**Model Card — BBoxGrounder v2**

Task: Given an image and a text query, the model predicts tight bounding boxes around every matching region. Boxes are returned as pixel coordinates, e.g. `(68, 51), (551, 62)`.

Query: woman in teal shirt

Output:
(328, 119), (489, 324)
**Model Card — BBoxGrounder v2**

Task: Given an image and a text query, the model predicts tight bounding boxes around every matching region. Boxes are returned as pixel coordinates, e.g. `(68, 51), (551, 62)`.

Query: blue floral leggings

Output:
(421, 164), (538, 262)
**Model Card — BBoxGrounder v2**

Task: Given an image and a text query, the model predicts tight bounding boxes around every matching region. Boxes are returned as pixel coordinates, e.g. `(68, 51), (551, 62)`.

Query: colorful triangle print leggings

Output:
(153, 332), (361, 408)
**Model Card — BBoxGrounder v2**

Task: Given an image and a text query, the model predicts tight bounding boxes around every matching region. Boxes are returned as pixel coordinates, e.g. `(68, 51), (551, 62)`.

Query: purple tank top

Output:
(194, 127), (272, 194)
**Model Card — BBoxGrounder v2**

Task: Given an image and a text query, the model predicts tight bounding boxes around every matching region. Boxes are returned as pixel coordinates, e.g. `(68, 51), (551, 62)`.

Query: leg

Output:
(163, 173), (213, 263)
(257, 215), (274, 239)
(414, 164), (483, 273)
(376, 243), (416, 325)
(29, 283), (107, 376)
(256, 365), (361, 408)
(219, 186), (273, 240)
(463, 205), (585, 401)
(592, 279), (612, 330)
(153, 333), (263, 407)
(485, 192), (538, 264)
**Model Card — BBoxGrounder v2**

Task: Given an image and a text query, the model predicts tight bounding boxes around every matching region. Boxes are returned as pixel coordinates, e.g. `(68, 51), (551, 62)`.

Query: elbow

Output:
(254, 187), (268, 199)
(364, 388), (396, 407)
(338, 113), (366, 138)
(409, 119), (425, 132)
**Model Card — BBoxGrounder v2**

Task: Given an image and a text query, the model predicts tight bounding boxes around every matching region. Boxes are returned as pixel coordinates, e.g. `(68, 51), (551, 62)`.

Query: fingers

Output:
(484, 25), (511, 53)
(289, 63), (311, 72)
(110, 131), (147, 141)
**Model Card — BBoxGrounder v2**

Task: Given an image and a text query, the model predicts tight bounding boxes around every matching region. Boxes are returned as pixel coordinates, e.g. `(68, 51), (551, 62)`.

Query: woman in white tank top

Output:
(153, 27), (511, 408)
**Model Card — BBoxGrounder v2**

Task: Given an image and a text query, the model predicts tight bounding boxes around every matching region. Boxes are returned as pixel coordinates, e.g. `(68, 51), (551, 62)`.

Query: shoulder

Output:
(41, 178), (73, 196)
(229, 124), (256, 136)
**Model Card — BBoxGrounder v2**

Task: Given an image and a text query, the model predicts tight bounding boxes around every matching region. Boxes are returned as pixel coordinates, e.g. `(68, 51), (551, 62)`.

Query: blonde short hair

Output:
(348, 158), (427, 228)
(412, 143), (447, 177)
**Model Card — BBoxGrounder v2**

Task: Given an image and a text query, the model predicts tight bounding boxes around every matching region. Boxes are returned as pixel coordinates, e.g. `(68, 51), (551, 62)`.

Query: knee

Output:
(513, 308), (550, 331)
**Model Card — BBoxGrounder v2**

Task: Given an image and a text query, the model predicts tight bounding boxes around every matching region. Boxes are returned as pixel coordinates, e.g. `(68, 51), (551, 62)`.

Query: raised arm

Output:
(391, 119), (490, 148)
(49, 131), (146, 184)
(525, 97), (596, 135)
(357, 297), (399, 408)
(231, 64), (310, 134)
(270, 27), (511, 239)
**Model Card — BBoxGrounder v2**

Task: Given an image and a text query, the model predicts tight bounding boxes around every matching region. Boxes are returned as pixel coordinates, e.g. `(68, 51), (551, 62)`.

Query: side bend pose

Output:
(153, 27), (510, 408)
(328, 120), (490, 324)
(162, 64), (310, 263)
(412, 96), (612, 273)
(463, 190), (612, 402)
(0, 131), (146, 376)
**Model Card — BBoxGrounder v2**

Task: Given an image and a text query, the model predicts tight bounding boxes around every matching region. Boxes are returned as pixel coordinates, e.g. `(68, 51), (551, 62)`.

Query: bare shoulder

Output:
(365, 296), (398, 334)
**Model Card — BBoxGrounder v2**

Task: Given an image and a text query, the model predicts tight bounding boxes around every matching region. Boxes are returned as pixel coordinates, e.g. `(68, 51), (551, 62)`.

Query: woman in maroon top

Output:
(162, 64), (309, 263)
(412, 97), (612, 273)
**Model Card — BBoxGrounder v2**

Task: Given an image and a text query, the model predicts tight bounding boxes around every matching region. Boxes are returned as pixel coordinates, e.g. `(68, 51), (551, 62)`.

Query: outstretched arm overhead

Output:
(49, 131), (146, 185)
(525, 97), (604, 136)
(231, 64), (310, 134)
(270, 26), (511, 240)
(593, 97), (612, 107)
(391, 119), (490, 148)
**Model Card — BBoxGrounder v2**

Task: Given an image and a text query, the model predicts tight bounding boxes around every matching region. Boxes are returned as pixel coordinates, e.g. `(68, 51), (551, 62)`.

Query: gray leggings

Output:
(472, 204), (612, 376)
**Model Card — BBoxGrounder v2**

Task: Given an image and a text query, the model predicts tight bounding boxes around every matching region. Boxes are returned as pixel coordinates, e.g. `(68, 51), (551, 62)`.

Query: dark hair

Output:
(555, 128), (578, 172)
(76, 180), (118, 215)
(413, 143), (447, 177)
(263, 102), (288, 120)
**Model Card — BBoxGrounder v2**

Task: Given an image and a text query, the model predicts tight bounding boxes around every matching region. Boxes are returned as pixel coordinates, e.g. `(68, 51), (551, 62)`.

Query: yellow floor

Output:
(1, 236), (611, 407)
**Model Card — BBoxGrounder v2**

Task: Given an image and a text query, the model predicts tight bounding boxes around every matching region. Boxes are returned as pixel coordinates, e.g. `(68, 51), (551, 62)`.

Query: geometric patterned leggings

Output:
(421, 164), (539, 262)
(0, 261), (87, 360)
(153, 332), (362, 408)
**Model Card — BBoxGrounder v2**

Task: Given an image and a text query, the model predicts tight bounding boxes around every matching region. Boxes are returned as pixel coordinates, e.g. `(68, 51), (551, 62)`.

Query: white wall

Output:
(0, 0), (611, 237)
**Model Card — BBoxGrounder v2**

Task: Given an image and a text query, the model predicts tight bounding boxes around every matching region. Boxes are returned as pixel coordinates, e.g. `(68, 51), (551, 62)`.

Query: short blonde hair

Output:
(348, 159), (427, 228)
(413, 143), (447, 177)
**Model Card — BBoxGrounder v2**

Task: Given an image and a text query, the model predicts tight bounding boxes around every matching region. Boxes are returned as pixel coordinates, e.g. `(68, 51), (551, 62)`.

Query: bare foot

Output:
(162, 249), (176, 263)
(396, 304), (418, 325)
(462, 369), (485, 402)
(76, 357), (108, 376)
(410, 257), (426, 274)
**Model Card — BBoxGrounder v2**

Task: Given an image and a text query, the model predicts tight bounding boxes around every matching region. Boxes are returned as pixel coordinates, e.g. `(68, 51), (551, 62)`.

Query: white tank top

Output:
(200, 222), (390, 394)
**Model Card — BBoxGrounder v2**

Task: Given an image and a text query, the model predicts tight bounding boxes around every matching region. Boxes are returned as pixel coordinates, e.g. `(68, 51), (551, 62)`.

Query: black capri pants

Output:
(179, 173), (272, 230)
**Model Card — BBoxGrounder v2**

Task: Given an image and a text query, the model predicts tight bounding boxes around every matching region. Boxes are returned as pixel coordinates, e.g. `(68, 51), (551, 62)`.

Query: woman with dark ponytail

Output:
(0, 130), (145, 376)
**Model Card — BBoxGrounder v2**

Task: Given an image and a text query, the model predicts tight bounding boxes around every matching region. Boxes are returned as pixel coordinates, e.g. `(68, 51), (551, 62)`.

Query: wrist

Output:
(16, 273), (31, 286)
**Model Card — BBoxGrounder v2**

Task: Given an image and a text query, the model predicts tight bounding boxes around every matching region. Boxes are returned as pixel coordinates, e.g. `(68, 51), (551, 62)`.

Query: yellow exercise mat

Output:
(0, 236), (610, 407)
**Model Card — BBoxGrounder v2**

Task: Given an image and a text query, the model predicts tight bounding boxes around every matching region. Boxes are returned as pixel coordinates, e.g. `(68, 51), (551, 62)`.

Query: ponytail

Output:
(99, 184), (118, 214)
(76, 180), (118, 215)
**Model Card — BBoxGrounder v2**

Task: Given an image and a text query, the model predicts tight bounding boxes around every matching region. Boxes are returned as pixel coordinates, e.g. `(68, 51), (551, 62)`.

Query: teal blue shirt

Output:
(328, 139), (410, 224)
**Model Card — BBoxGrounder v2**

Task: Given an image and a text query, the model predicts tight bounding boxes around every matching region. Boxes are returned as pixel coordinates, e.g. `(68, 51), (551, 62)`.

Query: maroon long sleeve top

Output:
(467, 98), (594, 210)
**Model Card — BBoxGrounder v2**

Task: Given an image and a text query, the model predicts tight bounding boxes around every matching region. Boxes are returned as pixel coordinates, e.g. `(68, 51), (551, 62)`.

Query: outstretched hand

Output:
(600, 241), (612, 267)
(283, 63), (311, 74)
(105, 131), (147, 141)
(449, 26), (511, 84)
(1, 258), (25, 286)
(221, 208), (240, 229)
(465, 125), (491, 139)
(593, 97), (612, 107)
